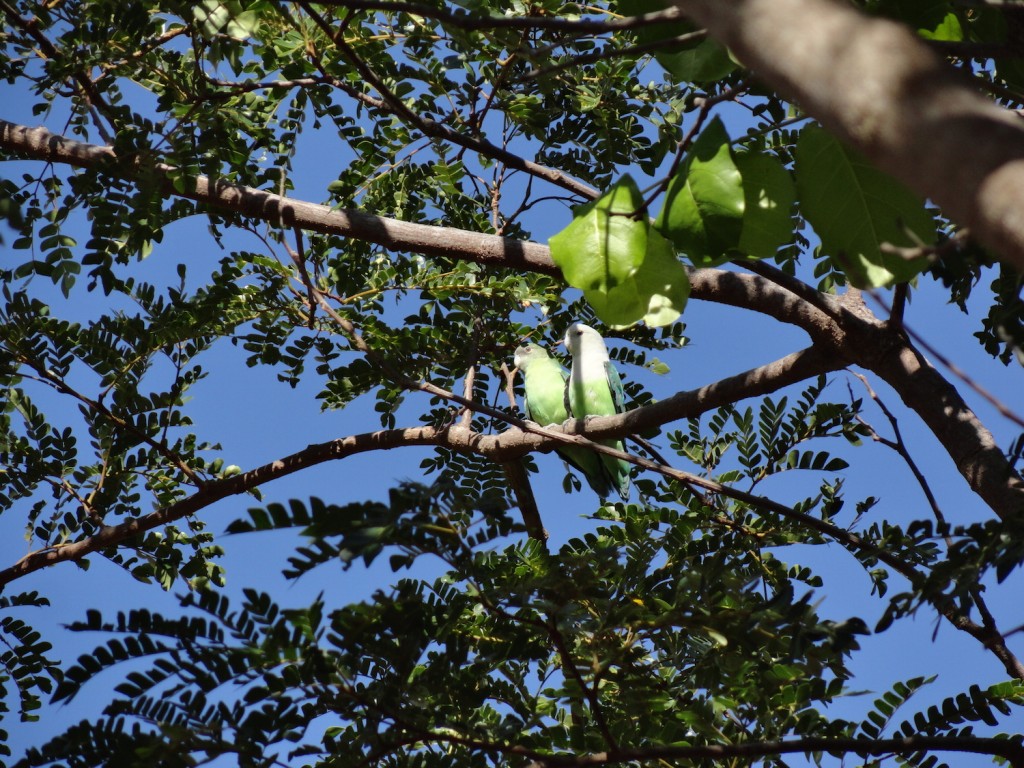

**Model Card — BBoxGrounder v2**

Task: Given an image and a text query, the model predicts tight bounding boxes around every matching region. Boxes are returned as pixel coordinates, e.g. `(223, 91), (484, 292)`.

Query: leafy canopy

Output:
(0, 0), (1023, 766)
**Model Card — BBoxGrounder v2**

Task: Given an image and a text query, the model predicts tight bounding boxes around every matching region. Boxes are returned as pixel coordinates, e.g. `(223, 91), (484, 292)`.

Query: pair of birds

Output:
(514, 323), (631, 501)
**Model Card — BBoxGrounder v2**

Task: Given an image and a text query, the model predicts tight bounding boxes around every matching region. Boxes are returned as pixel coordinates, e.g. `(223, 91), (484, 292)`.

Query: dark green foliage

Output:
(0, 593), (62, 757)
(17, 482), (871, 767)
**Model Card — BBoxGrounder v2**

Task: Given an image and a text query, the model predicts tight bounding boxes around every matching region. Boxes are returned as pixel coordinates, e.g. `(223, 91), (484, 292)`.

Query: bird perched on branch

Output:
(563, 323), (631, 501)
(514, 342), (616, 499)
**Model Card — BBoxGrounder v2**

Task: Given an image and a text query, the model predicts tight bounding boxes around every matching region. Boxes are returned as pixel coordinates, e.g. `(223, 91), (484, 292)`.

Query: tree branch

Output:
(0, 344), (844, 587)
(673, 0), (1024, 273)
(309, 0), (687, 33)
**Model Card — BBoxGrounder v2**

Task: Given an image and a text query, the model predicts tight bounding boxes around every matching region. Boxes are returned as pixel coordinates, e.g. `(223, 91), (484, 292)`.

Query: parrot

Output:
(563, 323), (631, 501)
(513, 342), (615, 499)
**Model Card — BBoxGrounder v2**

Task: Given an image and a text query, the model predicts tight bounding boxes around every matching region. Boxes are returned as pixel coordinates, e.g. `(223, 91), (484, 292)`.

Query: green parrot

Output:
(563, 323), (631, 501)
(514, 342), (616, 499)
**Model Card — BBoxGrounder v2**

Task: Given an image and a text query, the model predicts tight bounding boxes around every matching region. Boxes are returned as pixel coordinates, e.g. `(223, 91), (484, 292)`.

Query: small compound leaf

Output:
(655, 117), (744, 266)
(550, 174), (647, 295)
(795, 124), (933, 287)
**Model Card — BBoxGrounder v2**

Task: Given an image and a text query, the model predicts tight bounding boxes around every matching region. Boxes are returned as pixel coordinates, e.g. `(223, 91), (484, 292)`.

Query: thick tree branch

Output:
(0, 120), (560, 277)
(5, 347), (1020, 676)
(673, 0), (1024, 273)
(0, 345), (840, 585)
(0, 425), (441, 587)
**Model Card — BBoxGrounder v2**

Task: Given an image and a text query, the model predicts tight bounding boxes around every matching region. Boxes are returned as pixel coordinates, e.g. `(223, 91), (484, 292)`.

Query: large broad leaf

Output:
(655, 117), (745, 266)
(584, 231), (689, 329)
(632, 229), (690, 328)
(735, 151), (797, 260)
(194, 0), (260, 40)
(550, 175), (647, 294)
(551, 176), (689, 328)
(618, 0), (736, 83)
(582, 268), (647, 328)
(794, 125), (934, 287)
(654, 36), (736, 84)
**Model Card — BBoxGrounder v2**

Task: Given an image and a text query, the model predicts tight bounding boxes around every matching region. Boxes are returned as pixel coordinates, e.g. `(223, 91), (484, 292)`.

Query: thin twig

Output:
(866, 289), (1024, 430)
(849, 373), (944, 524)
(547, 619), (619, 750)
(640, 81), (748, 214)
(519, 31), (707, 83)
(289, 0), (599, 200)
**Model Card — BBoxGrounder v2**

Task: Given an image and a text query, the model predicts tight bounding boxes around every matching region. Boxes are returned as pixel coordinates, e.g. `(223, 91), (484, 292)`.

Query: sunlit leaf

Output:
(795, 124), (933, 287)
(550, 175), (646, 292)
(735, 150), (796, 260)
(655, 117), (744, 266)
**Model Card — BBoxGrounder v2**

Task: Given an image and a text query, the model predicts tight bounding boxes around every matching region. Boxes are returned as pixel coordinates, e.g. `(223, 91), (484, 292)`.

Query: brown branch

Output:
(867, 289), (1024, 430)
(0, 120), (558, 277)
(0, 346), (844, 586)
(6, 345), (1021, 676)
(850, 373), (1024, 679)
(0, 425), (442, 586)
(851, 373), (944, 524)
(671, 0), (1024, 273)
(546, 620), (618, 750)
(521, 31), (706, 83)
(737, 258), (844, 321)
(1, 1), (116, 142)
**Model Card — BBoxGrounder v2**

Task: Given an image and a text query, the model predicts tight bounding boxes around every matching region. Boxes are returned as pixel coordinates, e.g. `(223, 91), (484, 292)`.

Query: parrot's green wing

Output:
(604, 360), (626, 414)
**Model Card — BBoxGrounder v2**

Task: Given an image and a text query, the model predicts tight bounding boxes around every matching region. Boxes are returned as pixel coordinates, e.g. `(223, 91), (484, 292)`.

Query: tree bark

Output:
(674, 0), (1024, 274)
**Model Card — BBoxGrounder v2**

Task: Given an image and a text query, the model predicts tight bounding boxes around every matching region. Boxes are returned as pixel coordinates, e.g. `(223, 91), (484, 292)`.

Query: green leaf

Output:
(618, 0), (736, 82)
(655, 117), (745, 266)
(552, 178), (689, 328)
(734, 151), (796, 259)
(870, 0), (963, 41)
(582, 265), (647, 327)
(578, 229), (690, 329)
(194, 0), (259, 40)
(631, 228), (690, 328)
(550, 174), (646, 301)
(656, 38), (737, 84)
(794, 124), (933, 287)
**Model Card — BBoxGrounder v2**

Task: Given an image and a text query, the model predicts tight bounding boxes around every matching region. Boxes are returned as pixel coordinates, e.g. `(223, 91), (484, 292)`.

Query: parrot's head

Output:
(563, 323), (605, 358)
(513, 343), (550, 370)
